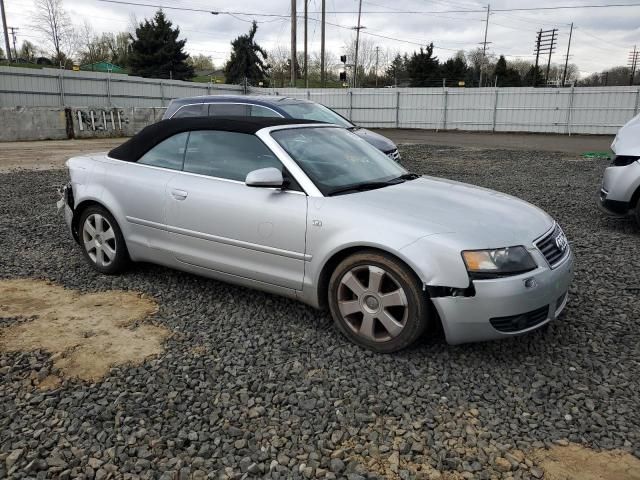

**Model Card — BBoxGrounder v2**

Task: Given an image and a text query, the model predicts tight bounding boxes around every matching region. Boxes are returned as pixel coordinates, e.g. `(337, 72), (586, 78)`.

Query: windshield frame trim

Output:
(257, 124), (337, 197)
(262, 124), (407, 198)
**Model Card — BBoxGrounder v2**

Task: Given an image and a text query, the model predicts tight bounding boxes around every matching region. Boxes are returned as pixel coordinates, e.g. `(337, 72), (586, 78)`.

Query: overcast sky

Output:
(5, 0), (640, 76)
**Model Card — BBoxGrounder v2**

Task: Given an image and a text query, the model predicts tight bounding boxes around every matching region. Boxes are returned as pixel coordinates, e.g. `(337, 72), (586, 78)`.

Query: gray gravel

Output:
(1, 144), (639, 479)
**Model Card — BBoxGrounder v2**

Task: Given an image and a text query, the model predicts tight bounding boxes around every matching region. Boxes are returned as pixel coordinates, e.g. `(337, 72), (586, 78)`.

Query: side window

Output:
(208, 103), (251, 116)
(172, 104), (206, 118)
(138, 132), (189, 170)
(183, 131), (282, 182)
(250, 105), (282, 118)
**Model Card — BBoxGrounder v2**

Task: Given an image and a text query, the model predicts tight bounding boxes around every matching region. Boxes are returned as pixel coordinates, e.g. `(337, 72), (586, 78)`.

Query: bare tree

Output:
(31, 0), (77, 64)
(19, 40), (41, 62)
(343, 35), (377, 85)
(268, 45), (294, 87)
(187, 54), (215, 72)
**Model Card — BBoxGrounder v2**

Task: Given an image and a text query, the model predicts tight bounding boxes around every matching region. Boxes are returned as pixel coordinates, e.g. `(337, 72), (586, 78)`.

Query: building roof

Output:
(80, 61), (125, 73)
(108, 116), (321, 162)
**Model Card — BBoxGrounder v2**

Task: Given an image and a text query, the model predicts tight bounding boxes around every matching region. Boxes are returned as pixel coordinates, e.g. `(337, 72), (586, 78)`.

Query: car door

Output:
(165, 130), (308, 290)
(103, 132), (188, 252)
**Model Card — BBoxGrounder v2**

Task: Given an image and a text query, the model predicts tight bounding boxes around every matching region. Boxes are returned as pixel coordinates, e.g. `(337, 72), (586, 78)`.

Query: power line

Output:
(93, 0), (640, 16)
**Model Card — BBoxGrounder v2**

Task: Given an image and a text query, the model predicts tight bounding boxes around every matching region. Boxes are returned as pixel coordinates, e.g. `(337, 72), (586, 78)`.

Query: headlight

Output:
(462, 246), (537, 278)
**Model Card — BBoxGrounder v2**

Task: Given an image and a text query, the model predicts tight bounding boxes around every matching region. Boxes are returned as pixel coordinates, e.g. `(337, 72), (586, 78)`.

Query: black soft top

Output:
(108, 116), (321, 162)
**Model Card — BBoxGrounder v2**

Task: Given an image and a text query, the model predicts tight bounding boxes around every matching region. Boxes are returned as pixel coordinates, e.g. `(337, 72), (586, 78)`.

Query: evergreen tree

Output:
(407, 43), (440, 87)
(128, 10), (194, 80)
(440, 54), (468, 85)
(224, 21), (268, 85)
(385, 54), (408, 86)
(492, 55), (522, 87)
(524, 65), (545, 87)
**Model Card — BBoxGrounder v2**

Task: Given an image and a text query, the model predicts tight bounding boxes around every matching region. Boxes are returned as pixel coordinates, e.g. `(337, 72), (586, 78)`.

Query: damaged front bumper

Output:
(432, 251), (574, 345)
(57, 182), (75, 239)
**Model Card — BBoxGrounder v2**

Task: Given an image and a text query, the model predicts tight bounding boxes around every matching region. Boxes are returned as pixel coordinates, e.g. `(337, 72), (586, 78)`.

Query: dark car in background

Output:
(162, 95), (401, 162)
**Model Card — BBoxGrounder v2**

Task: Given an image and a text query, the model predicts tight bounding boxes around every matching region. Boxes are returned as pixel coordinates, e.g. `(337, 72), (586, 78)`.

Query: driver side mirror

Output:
(245, 167), (284, 188)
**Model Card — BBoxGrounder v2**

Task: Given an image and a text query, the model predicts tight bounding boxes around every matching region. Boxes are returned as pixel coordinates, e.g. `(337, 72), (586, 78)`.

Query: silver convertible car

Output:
(60, 117), (574, 352)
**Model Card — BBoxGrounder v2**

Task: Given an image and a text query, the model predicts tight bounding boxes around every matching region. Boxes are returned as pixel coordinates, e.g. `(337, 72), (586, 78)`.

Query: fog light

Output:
(524, 277), (537, 289)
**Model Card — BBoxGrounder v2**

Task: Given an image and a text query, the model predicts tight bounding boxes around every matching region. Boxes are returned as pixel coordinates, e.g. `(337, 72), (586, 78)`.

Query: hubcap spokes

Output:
(82, 214), (116, 267)
(337, 265), (408, 342)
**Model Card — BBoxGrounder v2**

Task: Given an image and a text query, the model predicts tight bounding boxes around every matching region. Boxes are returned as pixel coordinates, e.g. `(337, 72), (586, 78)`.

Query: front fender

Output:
(399, 234), (470, 289)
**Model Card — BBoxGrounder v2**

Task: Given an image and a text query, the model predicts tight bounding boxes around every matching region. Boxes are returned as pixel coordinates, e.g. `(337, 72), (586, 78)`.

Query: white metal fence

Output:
(0, 66), (243, 108)
(1, 66), (639, 135)
(252, 86), (640, 135)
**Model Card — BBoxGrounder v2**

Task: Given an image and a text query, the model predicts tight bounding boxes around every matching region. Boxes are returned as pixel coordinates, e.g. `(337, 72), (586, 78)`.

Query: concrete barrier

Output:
(0, 107), (69, 141)
(0, 106), (166, 142)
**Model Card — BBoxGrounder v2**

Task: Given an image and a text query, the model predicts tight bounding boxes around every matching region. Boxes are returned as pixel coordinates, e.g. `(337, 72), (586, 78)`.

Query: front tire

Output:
(328, 251), (430, 353)
(79, 205), (129, 274)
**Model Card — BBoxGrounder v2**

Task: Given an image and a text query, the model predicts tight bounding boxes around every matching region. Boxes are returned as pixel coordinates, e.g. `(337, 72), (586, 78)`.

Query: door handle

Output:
(171, 189), (188, 200)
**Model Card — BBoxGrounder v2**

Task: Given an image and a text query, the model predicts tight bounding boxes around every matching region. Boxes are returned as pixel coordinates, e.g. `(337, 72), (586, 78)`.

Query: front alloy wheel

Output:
(328, 251), (430, 352)
(79, 205), (129, 274)
(83, 213), (117, 268)
(337, 265), (408, 342)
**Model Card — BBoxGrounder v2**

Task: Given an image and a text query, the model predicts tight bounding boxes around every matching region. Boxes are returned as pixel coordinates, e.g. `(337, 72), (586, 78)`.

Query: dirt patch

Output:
(533, 444), (640, 480)
(0, 138), (123, 172)
(0, 279), (168, 384)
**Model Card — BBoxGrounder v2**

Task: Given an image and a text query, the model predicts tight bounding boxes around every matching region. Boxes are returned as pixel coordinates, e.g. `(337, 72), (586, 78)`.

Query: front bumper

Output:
(57, 182), (76, 239)
(432, 251), (574, 345)
(598, 162), (640, 216)
(599, 188), (630, 216)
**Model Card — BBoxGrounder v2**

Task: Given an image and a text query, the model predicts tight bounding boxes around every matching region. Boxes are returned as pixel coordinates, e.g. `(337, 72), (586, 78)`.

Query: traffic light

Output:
(339, 71), (347, 81)
(340, 55), (347, 63)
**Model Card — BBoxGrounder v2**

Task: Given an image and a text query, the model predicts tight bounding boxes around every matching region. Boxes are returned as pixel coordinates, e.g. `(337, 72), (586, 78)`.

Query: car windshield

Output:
(278, 102), (354, 128)
(272, 127), (408, 196)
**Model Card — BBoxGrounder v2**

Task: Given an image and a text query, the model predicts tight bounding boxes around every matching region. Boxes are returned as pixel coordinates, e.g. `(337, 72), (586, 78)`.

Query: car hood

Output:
(351, 127), (397, 152)
(612, 112), (640, 156)
(333, 176), (554, 249)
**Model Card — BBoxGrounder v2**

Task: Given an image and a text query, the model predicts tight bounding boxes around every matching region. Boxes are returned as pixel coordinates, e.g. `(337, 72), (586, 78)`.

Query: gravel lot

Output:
(1, 143), (639, 479)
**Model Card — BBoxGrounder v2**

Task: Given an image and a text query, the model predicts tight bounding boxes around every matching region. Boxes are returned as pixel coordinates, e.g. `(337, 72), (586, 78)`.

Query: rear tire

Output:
(79, 205), (129, 274)
(635, 200), (640, 228)
(328, 250), (430, 353)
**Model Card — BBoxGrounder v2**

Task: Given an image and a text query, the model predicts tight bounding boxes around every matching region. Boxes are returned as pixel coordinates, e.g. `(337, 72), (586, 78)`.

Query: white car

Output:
(599, 113), (640, 225)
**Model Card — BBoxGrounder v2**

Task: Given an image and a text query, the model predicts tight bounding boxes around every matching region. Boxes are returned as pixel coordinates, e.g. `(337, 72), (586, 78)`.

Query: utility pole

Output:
(533, 30), (541, 86)
(533, 29), (557, 86)
(9, 25), (16, 62)
(479, 3), (490, 87)
(290, 0), (297, 87)
(353, 0), (363, 88)
(320, 0), (325, 87)
(0, 0), (11, 62)
(304, 0), (308, 88)
(561, 22), (573, 87)
(629, 46), (639, 85)
(374, 46), (379, 88)
(544, 28), (558, 85)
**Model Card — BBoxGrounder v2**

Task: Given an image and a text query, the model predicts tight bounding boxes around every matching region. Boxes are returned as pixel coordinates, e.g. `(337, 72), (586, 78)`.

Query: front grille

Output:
(386, 149), (401, 162)
(490, 305), (550, 333)
(535, 224), (570, 268)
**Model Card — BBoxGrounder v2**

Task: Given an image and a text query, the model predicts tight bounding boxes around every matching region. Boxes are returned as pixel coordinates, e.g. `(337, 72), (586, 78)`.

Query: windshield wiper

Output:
(327, 178), (405, 196)
(395, 172), (420, 181)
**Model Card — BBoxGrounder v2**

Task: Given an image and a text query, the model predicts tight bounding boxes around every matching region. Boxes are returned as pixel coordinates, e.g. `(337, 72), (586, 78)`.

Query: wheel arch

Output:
(315, 245), (426, 310)
(631, 183), (640, 210)
(71, 199), (116, 243)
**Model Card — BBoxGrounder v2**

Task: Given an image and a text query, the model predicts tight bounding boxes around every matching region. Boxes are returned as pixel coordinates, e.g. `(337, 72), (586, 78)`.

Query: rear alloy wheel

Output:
(328, 251), (430, 352)
(79, 205), (129, 274)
